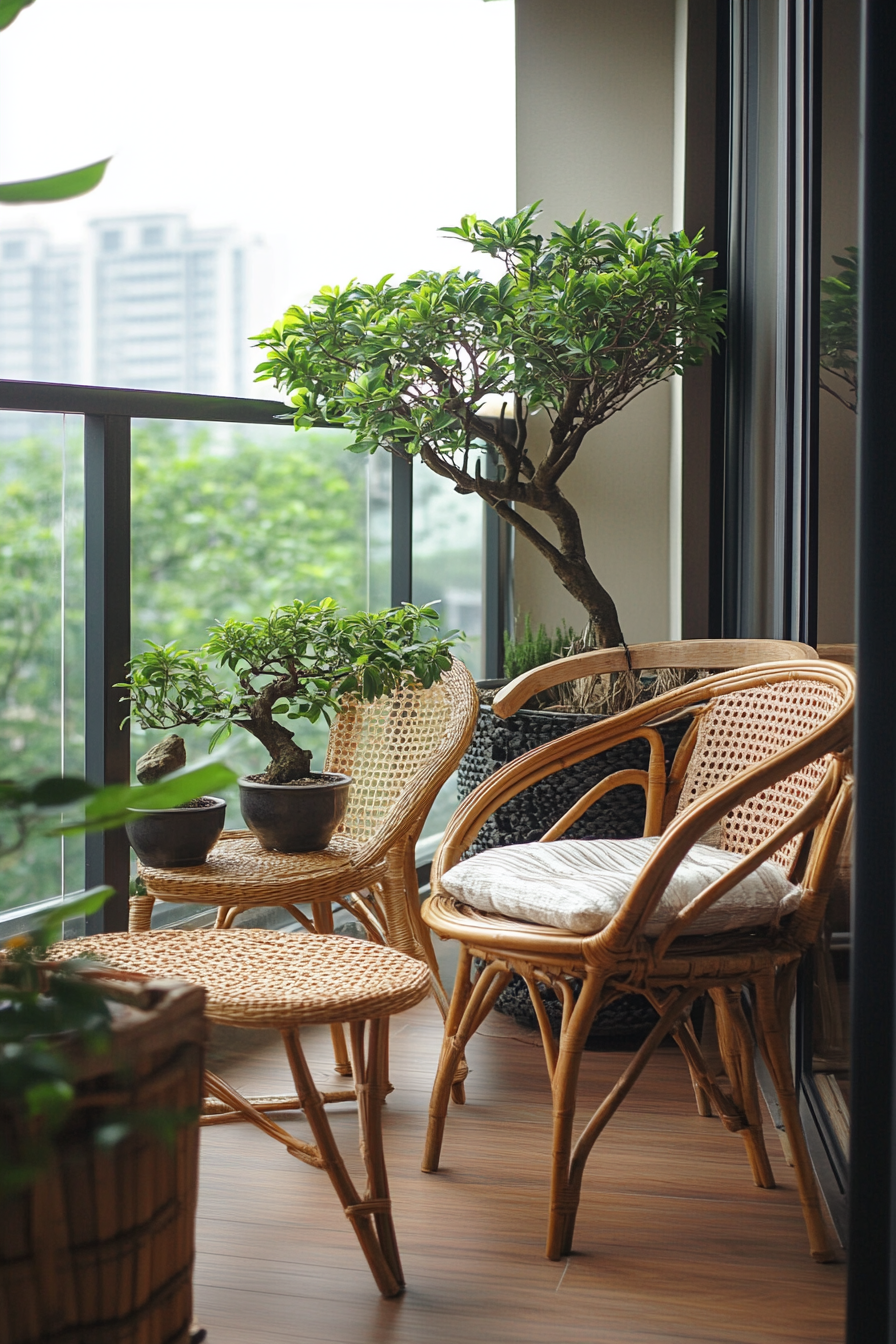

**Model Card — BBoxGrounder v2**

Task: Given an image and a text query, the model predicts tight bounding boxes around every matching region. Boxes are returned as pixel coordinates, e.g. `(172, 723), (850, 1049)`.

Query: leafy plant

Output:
(819, 247), (858, 414)
(1, 761), (237, 1193)
(503, 615), (575, 682)
(253, 205), (726, 646)
(0, 1), (110, 204)
(123, 600), (456, 784)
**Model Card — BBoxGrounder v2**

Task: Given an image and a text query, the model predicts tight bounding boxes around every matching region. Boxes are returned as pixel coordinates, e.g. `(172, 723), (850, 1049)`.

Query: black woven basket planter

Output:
(458, 692), (690, 1042)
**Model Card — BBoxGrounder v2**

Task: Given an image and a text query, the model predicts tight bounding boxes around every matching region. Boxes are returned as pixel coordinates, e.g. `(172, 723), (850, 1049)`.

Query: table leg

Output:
(281, 1025), (404, 1297)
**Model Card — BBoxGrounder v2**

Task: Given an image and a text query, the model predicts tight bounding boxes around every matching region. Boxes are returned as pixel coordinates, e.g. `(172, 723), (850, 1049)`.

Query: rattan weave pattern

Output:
(138, 831), (386, 905)
(326, 679), (453, 842)
(675, 679), (844, 873)
(57, 930), (431, 1028)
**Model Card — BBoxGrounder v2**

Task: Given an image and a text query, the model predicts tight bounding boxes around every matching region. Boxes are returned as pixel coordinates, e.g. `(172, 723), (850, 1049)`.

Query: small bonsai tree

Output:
(819, 247), (858, 414)
(252, 206), (726, 647)
(123, 599), (455, 785)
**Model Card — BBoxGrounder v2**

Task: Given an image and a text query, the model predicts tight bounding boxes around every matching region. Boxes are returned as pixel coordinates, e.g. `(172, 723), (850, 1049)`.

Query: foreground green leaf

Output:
(0, 157), (110, 204)
(0, 0), (35, 32)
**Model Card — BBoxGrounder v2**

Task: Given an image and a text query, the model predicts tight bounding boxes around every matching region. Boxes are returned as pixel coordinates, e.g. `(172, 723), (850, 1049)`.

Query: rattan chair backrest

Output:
(674, 676), (846, 874)
(325, 656), (477, 847)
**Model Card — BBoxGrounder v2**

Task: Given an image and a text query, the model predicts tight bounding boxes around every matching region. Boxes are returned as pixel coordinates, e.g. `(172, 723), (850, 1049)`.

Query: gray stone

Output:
(136, 734), (187, 784)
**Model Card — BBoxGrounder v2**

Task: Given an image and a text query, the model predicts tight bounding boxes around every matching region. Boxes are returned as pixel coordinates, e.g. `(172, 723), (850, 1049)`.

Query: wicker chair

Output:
(129, 657), (479, 1054)
(421, 660), (854, 1263)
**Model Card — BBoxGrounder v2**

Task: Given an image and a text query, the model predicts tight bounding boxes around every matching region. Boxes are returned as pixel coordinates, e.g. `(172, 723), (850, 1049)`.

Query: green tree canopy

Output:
(253, 205), (726, 645)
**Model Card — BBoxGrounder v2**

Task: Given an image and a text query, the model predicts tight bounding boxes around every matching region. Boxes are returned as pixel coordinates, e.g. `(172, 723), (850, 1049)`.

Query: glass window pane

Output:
(412, 461), (484, 847)
(128, 421), (374, 923)
(0, 411), (84, 911)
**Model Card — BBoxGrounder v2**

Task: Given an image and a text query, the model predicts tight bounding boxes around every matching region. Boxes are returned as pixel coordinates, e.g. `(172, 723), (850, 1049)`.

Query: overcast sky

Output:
(0, 0), (516, 314)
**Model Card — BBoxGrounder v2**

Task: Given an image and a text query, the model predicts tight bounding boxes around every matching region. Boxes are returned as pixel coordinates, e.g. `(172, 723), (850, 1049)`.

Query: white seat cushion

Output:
(440, 836), (801, 937)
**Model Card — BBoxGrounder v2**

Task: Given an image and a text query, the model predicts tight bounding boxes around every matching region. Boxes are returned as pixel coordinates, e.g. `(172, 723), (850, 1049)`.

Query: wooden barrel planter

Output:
(0, 970), (206, 1344)
(458, 685), (690, 1041)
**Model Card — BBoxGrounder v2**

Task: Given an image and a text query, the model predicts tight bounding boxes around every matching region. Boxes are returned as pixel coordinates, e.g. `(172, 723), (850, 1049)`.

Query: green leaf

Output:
(31, 885), (114, 947)
(207, 722), (233, 752)
(25, 1079), (75, 1124)
(53, 761), (238, 834)
(0, 0), (35, 32)
(30, 777), (97, 809)
(0, 157), (111, 204)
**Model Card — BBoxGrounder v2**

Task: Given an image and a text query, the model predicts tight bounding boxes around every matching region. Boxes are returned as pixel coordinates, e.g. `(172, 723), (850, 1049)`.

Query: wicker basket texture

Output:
(0, 973), (206, 1344)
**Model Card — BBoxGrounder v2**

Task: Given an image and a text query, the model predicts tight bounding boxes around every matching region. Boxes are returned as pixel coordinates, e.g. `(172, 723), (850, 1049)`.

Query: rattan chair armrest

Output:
(436, 661), (853, 892)
(432, 709), (687, 887)
(581, 710), (852, 964)
(492, 639), (819, 720)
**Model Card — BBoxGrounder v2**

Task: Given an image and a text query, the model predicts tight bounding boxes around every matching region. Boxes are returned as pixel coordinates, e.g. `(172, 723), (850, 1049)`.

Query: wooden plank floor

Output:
(194, 1000), (845, 1344)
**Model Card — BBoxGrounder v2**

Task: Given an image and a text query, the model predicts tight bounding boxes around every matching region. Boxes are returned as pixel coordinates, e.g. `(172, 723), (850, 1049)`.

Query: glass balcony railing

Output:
(0, 380), (499, 929)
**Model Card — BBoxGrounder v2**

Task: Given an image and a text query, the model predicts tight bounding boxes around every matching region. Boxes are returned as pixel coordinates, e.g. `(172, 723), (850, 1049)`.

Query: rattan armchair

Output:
(129, 657), (479, 1048)
(421, 661), (853, 1263)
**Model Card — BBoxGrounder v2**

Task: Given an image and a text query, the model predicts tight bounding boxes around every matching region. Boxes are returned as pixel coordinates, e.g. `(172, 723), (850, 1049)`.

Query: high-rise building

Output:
(0, 229), (81, 384)
(87, 214), (260, 397)
(0, 213), (267, 406)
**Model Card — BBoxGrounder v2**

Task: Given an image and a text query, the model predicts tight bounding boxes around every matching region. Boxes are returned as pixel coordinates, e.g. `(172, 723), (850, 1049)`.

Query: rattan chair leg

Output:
(422, 949), (507, 1170)
(281, 1027), (404, 1298)
(545, 975), (604, 1260)
(750, 970), (835, 1262)
(128, 894), (155, 932)
(710, 986), (775, 1188)
(547, 982), (695, 1259)
(311, 902), (352, 1077)
(679, 1014), (714, 1116)
(401, 837), (450, 1012)
(669, 1017), (755, 1132)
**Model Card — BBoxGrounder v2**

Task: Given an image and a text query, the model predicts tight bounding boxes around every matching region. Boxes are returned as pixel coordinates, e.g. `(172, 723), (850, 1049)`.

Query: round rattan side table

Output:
(57, 929), (431, 1298)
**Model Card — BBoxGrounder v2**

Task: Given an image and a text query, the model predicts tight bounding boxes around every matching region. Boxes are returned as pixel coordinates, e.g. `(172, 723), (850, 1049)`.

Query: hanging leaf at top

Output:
(0, 0), (111, 203)
(0, 158), (111, 204)
(0, 0), (36, 32)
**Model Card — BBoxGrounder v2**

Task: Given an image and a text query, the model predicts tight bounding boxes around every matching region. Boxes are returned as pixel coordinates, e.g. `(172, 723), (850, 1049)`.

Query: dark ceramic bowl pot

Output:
(125, 797), (226, 868)
(239, 773), (352, 853)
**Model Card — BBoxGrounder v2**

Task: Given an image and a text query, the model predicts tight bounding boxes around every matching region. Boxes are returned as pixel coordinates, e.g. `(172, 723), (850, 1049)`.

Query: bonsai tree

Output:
(819, 247), (858, 414)
(123, 599), (455, 784)
(252, 206), (726, 647)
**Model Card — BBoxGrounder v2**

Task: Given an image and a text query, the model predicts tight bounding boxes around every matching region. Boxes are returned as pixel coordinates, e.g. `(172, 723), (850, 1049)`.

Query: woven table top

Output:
(138, 830), (388, 906)
(54, 930), (431, 1029)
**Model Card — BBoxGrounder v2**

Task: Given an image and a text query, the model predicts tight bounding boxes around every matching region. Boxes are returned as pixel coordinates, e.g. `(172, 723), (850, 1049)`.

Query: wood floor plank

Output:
(193, 1000), (845, 1343)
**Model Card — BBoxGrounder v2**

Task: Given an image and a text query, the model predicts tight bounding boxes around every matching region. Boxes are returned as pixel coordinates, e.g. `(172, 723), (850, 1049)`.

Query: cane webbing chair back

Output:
(326, 669), (459, 846)
(674, 677), (844, 875)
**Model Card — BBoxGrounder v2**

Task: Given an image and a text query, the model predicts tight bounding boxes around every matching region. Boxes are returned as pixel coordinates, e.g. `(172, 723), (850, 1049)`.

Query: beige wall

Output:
(513, 0), (677, 644)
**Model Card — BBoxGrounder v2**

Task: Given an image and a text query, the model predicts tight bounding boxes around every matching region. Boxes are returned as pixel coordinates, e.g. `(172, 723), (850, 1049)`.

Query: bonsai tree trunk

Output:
(504, 500), (625, 648)
(418, 424), (627, 649)
(481, 474), (626, 648)
(241, 684), (314, 783)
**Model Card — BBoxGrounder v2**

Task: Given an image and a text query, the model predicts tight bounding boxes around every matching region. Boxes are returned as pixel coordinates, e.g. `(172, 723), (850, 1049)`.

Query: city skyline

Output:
(0, 212), (269, 396)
